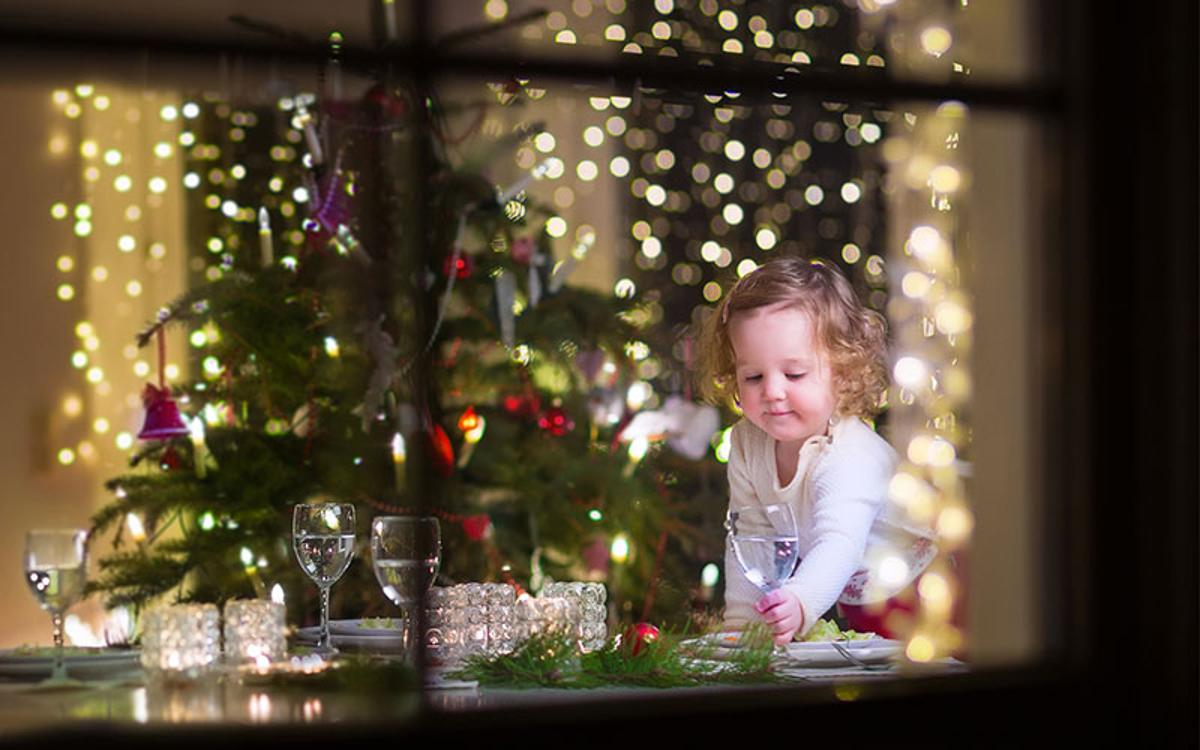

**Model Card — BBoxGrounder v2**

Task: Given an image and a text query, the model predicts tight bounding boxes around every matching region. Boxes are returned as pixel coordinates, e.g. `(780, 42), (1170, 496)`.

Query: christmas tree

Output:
(87, 19), (727, 631)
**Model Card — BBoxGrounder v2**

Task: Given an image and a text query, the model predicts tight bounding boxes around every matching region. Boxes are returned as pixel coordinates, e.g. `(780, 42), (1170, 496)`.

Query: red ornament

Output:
(510, 237), (536, 265)
(137, 384), (191, 441)
(461, 514), (492, 541)
(159, 444), (182, 472)
(537, 406), (574, 436)
(443, 252), (473, 280)
(503, 393), (541, 418)
(622, 622), (660, 656)
(427, 424), (455, 478)
(362, 83), (408, 119)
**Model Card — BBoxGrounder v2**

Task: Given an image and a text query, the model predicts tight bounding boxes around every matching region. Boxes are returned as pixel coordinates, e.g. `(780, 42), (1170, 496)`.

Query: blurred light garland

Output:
(870, 0), (973, 664)
(48, 84), (311, 469)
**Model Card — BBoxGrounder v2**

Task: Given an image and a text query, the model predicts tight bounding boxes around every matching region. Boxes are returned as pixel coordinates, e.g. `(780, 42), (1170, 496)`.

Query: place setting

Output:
(678, 503), (906, 678)
(287, 504), (476, 690)
(0, 529), (140, 689)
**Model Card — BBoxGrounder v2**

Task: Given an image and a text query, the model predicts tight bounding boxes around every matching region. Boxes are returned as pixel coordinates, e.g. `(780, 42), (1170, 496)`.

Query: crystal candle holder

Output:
(222, 599), (286, 667)
(543, 581), (608, 651)
(140, 603), (220, 679)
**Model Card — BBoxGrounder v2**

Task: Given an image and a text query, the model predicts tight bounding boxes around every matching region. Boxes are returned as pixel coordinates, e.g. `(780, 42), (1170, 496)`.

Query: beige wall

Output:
(0, 81), (101, 646)
(0, 80), (187, 646)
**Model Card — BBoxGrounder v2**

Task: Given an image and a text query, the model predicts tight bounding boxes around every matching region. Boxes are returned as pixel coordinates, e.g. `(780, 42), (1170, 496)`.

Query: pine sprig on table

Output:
(449, 626), (795, 689)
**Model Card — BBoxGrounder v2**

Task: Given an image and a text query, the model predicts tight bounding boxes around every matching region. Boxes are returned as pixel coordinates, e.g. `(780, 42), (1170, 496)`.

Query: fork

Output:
(830, 640), (891, 672)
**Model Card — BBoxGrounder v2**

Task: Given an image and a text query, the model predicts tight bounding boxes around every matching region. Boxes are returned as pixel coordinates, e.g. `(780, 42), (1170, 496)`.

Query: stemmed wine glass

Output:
(370, 516), (441, 656)
(726, 502), (800, 598)
(292, 502), (356, 655)
(24, 529), (89, 687)
(727, 503), (800, 651)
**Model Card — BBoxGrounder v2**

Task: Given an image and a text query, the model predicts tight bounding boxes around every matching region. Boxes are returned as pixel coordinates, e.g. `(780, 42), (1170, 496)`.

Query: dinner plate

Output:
(0, 648), (141, 680)
(294, 620), (405, 651)
(678, 631), (765, 651)
(678, 632), (902, 668)
(784, 639), (902, 667)
(327, 619), (404, 638)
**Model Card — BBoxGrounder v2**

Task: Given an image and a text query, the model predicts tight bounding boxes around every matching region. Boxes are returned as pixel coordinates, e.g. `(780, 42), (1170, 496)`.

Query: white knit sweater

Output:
(722, 417), (938, 636)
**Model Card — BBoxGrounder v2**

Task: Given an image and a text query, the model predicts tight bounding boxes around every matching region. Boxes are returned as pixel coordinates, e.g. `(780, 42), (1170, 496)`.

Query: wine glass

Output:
(370, 516), (441, 655)
(24, 529), (89, 687)
(726, 503), (800, 594)
(292, 503), (356, 655)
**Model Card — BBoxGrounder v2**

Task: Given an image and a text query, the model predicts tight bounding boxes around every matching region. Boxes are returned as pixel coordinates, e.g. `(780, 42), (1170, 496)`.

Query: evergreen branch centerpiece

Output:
(450, 626), (793, 690)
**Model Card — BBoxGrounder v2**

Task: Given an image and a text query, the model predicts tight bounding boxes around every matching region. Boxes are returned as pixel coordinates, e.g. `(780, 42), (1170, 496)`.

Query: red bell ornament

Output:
(137, 383), (191, 441)
(138, 327), (190, 441)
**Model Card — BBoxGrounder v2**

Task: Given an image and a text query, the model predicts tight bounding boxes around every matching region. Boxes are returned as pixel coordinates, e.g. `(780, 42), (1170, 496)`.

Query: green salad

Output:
(796, 618), (877, 643)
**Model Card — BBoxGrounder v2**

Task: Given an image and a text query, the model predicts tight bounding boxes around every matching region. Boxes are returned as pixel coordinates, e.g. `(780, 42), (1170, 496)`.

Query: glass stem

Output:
(319, 586), (331, 651)
(50, 611), (66, 679)
(398, 605), (411, 656)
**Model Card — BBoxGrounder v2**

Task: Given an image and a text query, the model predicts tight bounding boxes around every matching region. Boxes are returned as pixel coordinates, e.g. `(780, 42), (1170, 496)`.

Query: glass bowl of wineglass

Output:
(370, 516), (441, 658)
(24, 528), (89, 687)
(726, 503), (800, 594)
(292, 502), (356, 655)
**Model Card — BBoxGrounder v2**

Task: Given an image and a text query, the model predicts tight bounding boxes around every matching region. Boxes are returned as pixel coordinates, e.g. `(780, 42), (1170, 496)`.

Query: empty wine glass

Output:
(292, 502), (356, 655)
(370, 516), (440, 656)
(726, 503), (800, 594)
(24, 529), (89, 687)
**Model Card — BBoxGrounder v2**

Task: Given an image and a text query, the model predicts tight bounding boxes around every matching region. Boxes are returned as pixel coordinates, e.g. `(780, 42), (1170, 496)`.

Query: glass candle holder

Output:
(223, 599), (286, 667)
(542, 581), (608, 652)
(140, 603), (220, 680)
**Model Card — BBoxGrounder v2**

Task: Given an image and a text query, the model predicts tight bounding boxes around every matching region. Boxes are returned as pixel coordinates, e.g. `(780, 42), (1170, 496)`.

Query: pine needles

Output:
(450, 626), (795, 689)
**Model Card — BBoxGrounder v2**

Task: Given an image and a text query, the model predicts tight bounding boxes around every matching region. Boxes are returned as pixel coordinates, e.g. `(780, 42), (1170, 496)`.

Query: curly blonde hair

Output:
(694, 258), (888, 419)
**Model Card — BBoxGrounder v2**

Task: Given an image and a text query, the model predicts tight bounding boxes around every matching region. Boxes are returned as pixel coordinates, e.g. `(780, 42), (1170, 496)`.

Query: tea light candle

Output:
(140, 603), (220, 679)
(223, 599), (286, 668)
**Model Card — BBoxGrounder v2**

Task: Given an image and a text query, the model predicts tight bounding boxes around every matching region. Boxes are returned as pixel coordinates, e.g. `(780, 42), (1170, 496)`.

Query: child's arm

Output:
(780, 432), (894, 638)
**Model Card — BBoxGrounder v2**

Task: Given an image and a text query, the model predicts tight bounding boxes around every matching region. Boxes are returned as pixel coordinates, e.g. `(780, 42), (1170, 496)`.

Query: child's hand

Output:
(754, 588), (805, 645)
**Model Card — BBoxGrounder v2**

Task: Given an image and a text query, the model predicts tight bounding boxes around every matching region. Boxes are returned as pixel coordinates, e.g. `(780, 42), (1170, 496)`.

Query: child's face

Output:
(728, 303), (837, 451)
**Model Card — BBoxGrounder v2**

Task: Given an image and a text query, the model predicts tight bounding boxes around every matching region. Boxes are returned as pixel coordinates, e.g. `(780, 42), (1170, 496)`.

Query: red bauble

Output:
(461, 514), (492, 541)
(362, 83), (408, 119)
(538, 406), (574, 437)
(622, 622), (660, 656)
(443, 252), (473, 280)
(503, 393), (541, 418)
(159, 444), (183, 472)
(427, 423), (455, 478)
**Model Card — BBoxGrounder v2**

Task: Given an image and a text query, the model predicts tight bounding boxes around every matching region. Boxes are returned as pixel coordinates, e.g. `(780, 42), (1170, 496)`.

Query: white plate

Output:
(295, 620), (405, 651)
(327, 619), (404, 637)
(424, 668), (478, 690)
(784, 639), (902, 667)
(678, 631), (763, 651)
(678, 633), (902, 668)
(0, 648), (141, 680)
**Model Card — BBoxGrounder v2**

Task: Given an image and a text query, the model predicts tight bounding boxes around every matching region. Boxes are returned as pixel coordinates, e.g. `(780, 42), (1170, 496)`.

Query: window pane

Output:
(0, 0), (1059, 728)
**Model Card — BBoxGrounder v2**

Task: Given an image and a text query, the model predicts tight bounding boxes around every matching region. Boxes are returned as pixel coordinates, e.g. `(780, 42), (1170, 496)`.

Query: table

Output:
(0, 656), (965, 737)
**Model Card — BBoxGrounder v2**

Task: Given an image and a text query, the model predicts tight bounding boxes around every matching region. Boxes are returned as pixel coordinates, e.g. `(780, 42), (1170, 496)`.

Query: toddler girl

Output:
(697, 258), (938, 644)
